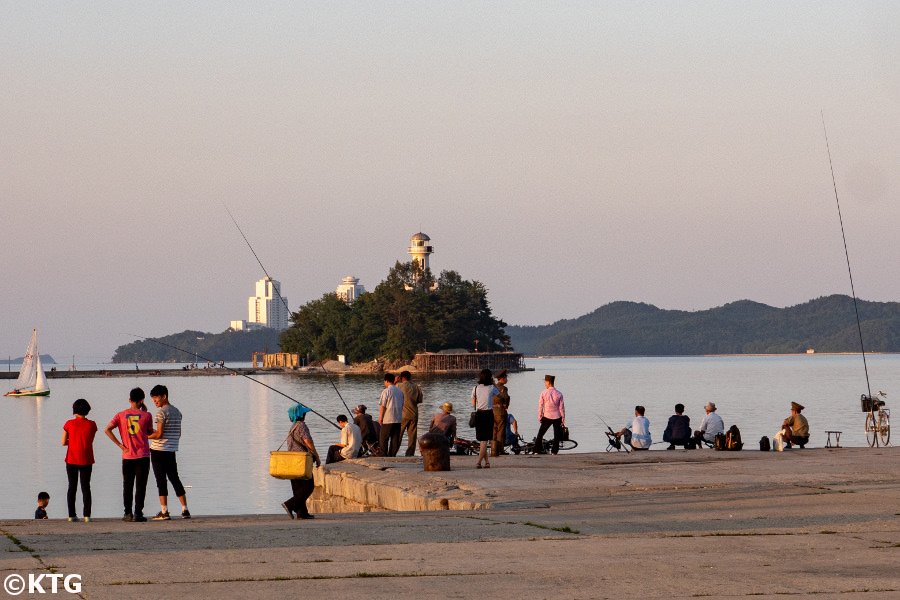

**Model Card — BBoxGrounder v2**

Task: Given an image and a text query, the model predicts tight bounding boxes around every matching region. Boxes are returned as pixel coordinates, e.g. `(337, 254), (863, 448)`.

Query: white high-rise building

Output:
(336, 276), (366, 304)
(247, 277), (290, 331)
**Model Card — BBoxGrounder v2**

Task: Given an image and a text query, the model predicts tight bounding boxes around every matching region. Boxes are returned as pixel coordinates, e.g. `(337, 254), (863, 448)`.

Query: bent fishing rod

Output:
(821, 112), (872, 399)
(595, 412), (629, 453)
(224, 203), (355, 416)
(124, 333), (339, 430)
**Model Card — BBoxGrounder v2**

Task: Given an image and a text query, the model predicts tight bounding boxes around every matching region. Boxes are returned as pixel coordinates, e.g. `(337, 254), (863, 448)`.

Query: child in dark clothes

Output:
(35, 491), (50, 519)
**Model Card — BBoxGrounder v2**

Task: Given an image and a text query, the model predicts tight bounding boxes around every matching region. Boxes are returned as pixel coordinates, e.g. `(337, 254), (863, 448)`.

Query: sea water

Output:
(1, 354), (895, 518)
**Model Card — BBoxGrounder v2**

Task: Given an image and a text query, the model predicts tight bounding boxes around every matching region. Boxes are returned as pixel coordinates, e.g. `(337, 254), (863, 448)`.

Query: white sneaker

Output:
(83, 517), (91, 523)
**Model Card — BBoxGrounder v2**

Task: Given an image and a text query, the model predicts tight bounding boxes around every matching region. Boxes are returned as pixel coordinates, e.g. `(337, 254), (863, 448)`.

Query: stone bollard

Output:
(419, 433), (451, 471)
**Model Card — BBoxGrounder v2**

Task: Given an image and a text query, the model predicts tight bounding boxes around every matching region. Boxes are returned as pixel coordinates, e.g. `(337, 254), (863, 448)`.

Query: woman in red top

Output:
(61, 398), (97, 522)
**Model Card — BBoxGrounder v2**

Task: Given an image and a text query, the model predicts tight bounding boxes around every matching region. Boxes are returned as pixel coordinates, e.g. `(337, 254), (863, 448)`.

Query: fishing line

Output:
(123, 333), (339, 430)
(821, 112), (872, 399)
(223, 203), (355, 416)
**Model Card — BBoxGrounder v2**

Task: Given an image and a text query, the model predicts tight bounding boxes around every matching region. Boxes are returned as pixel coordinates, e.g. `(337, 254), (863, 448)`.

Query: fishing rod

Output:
(821, 112), (872, 399)
(595, 412), (629, 453)
(224, 204), (355, 416)
(124, 333), (339, 430)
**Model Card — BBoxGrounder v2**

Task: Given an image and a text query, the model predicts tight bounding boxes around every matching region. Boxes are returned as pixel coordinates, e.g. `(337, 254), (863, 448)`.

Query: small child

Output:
(35, 491), (50, 519)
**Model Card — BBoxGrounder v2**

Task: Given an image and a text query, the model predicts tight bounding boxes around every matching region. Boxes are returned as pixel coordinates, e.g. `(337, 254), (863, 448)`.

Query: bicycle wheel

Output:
(878, 412), (890, 446)
(865, 412), (877, 447)
(558, 439), (578, 451)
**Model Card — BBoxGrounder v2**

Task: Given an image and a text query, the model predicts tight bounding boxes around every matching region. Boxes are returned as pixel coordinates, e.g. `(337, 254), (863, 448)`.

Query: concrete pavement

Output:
(2, 447), (898, 599)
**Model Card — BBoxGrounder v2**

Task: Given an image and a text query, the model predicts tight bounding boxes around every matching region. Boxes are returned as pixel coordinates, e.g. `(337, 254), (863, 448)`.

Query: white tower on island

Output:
(336, 276), (366, 304)
(408, 232), (434, 272)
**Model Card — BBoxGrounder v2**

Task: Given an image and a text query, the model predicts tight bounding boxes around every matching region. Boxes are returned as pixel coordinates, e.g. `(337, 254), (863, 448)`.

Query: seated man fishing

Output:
(614, 405), (652, 450)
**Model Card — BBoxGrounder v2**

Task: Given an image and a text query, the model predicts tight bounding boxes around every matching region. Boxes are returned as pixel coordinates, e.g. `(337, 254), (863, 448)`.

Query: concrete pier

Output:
(2, 448), (898, 599)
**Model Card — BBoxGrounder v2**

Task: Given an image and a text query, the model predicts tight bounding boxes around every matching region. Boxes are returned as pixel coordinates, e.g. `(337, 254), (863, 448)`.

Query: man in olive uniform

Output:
(397, 371), (424, 457)
(492, 370), (511, 456)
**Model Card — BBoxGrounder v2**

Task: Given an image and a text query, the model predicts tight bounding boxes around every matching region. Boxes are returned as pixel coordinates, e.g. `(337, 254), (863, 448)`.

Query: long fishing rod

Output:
(125, 333), (339, 430)
(821, 112), (872, 399)
(224, 204), (355, 416)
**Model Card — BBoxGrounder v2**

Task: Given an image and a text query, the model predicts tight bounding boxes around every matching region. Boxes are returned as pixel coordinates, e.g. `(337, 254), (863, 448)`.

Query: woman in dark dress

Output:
(281, 404), (321, 520)
(471, 369), (499, 469)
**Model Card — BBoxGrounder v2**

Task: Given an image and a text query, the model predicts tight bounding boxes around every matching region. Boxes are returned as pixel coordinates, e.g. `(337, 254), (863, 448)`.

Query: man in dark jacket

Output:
(663, 403), (692, 449)
(353, 405), (379, 456)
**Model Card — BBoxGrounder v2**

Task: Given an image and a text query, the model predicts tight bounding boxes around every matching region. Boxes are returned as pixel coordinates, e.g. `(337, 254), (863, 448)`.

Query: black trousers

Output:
(65, 464), (92, 518)
(150, 450), (186, 498)
(285, 478), (314, 517)
(379, 422), (402, 457)
(122, 457), (150, 516)
(325, 445), (346, 464)
(535, 417), (564, 454)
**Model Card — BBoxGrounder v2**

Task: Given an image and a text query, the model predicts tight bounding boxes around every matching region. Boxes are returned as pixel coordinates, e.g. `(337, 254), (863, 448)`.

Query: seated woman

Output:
(777, 401), (810, 449)
(663, 403), (692, 449)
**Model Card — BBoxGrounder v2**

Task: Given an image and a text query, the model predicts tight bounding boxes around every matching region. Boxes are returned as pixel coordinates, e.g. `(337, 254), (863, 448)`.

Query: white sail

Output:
(34, 353), (49, 393)
(15, 329), (38, 390)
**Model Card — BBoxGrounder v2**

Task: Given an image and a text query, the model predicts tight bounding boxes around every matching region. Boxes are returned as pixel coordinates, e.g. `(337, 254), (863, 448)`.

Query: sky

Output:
(2, 1), (898, 362)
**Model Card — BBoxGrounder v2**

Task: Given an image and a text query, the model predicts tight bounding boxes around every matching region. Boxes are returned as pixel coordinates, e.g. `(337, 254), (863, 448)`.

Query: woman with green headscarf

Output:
(281, 404), (321, 520)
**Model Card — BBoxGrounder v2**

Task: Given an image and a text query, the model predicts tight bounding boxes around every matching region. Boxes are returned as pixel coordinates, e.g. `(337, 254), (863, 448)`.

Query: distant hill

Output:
(1, 354), (56, 365)
(506, 295), (900, 356)
(111, 329), (282, 363)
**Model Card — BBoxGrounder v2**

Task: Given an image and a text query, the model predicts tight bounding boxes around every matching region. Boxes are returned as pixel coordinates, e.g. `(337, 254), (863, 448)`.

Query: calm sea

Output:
(1, 355), (894, 519)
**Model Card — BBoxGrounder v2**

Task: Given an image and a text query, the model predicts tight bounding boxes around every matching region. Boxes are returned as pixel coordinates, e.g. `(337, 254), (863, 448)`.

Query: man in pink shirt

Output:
(535, 374), (566, 454)
(105, 387), (154, 522)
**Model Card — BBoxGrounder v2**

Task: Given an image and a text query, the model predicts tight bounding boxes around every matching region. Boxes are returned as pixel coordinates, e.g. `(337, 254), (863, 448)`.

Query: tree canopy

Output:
(280, 262), (511, 362)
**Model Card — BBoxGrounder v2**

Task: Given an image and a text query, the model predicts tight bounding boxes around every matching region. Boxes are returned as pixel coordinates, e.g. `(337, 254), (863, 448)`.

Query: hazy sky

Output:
(2, 1), (898, 361)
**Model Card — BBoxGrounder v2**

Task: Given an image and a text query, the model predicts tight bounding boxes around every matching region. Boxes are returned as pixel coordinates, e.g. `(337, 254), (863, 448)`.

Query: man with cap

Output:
(429, 402), (457, 443)
(692, 402), (725, 448)
(492, 370), (511, 456)
(353, 405), (378, 455)
(535, 375), (566, 454)
(780, 402), (810, 448)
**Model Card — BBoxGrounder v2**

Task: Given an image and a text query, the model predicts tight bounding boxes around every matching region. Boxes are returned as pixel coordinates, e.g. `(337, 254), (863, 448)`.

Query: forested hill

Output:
(506, 295), (900, 356)
(112, 329), (281, 363)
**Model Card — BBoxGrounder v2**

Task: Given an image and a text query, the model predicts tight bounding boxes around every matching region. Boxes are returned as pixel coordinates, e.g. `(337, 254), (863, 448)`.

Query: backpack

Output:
(713, 432), (727, 451)
(725, 425), (743, 451)
(759, 435), (770, 452)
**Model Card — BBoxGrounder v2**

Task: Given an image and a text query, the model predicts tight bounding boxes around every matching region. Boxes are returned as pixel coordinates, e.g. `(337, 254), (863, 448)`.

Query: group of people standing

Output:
(467, 369), (566, 468)
(41, 385), (190, 522)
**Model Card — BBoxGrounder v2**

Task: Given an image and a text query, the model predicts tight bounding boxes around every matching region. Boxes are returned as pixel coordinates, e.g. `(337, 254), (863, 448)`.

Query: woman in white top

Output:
(472, 369), (499, 469)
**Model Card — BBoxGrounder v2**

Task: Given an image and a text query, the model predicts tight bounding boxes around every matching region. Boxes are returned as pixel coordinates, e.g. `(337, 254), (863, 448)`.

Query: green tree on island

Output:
(280, 261), (511, 362)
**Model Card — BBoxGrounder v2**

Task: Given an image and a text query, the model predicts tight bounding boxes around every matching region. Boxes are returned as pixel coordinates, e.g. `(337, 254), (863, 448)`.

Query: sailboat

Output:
(4, 329), (50, 397)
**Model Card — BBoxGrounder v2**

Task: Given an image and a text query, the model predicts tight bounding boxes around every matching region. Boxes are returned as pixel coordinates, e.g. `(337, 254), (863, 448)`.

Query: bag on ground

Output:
(714, 432), (727, 451)
(759, 435), (770, 452)
(725, 425), (743, 451)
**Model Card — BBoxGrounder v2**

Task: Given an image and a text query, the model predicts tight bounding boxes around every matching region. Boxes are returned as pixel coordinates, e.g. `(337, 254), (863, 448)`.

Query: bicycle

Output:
(519, 435), (578, 455)
(452, 437), (480, 456)
(862, 392), (891, 448)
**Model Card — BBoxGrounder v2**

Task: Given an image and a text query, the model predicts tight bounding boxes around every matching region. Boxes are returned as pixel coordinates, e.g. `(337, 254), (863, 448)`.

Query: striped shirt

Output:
(150, 403), (182, 452)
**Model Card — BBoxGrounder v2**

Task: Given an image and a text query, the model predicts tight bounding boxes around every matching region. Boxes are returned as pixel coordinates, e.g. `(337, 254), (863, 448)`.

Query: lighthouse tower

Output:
(407, 232), (434, 272)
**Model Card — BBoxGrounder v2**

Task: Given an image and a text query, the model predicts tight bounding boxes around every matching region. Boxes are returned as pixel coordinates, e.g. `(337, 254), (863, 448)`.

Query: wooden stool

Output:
(825, 430), (842, 448)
